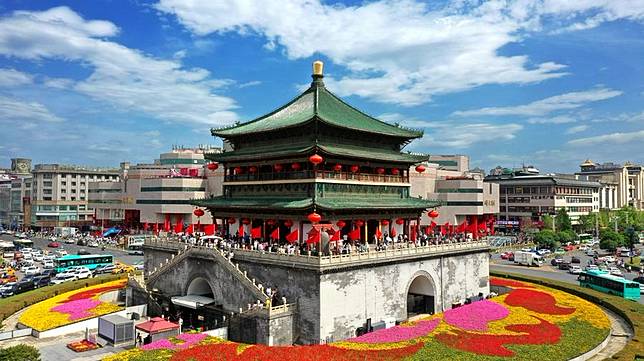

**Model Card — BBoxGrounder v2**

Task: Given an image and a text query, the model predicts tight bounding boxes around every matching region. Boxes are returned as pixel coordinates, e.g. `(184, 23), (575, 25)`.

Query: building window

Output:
(43, 173), (53, 179)
(43, 196), (52, 201)
(43, 181), (52, 187)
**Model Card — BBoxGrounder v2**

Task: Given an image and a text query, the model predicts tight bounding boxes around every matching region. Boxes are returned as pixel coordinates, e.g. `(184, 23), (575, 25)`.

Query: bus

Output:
(578, 270), (640, 301)
(126, 235), (148, 255)
(0, 241), (15, 258)
(55, 254), (114, 273)
(577, 233), (593, 244)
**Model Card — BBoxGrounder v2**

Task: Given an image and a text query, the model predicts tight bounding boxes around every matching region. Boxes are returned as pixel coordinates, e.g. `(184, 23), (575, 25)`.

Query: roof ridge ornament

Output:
(311, 60), (324, 88)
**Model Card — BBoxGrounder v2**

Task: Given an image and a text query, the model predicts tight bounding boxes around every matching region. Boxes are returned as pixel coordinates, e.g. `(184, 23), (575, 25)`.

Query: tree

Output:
(624, 226), (639, 263)
(599, 228), (624, 252)
(577, 214), (595, 233)
(534, 230), (560, 250)
(542, 214), (554, 231)
(555, 208), (572, 232)
(556, 230), (576, 245)
(0, 345), (40, 361)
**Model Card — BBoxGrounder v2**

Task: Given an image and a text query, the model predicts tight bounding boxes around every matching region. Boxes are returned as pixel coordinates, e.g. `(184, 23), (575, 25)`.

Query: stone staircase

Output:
(145, 244), (269, 302)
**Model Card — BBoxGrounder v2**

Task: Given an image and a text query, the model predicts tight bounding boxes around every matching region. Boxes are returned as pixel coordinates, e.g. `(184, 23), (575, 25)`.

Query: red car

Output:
(563, 245), (575, 252)
(47, 241), (61, 248)
(500, 252), (513, 260)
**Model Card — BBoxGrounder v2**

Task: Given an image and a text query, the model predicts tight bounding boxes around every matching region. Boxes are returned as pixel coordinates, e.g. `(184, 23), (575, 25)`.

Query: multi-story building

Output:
(410, 156), (499, 228)
(31, 164), (120, 229)
(0, 158), (32, 229)
(576, 160), (644, 210)
(485, 168), (601, 231)
(426, 154), (469, 172)
(89, 146), (224, 231)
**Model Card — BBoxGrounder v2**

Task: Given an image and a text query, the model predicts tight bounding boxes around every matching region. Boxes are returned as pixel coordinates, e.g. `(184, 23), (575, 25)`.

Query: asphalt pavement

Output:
(490, 244), (644, 305)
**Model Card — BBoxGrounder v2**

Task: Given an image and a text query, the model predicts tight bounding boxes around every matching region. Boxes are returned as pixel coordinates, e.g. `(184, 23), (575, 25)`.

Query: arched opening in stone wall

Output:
(406, 275), (435, 317)
(187, 277), (214, 298)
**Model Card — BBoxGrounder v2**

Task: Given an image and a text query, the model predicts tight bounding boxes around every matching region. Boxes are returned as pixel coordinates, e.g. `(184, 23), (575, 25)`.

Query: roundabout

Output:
(106, 276), (620, 361)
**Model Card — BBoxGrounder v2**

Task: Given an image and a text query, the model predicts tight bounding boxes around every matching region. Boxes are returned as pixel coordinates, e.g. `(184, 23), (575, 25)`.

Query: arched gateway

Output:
(406, 273), (436, 317)
(186, 277), (215, 298)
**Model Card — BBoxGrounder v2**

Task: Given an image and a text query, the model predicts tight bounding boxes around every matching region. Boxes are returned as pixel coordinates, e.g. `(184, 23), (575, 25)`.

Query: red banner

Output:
(285, 229), (299, 243)
(270, 227), (280, 240)
(251, 226), (262, 239)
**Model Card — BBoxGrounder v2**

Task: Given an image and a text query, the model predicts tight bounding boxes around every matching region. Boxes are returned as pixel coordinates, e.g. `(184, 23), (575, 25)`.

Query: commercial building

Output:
(576, 160), (644, 210)
(31, 164), (120, 229)
(410, 157), (499, 229)
(485, 167), (601, 231)
(89, 146), (224, 231)
(0, 158), (32, 229)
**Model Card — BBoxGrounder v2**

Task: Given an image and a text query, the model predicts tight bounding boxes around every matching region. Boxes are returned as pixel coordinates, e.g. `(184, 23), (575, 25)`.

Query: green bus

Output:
(55, 254), (114, 273)
(578, 270), (641, 301)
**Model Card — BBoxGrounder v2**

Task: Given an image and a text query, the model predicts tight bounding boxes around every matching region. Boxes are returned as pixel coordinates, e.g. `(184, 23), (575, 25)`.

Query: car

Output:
(47, 241), (61, 248)
(569, 265), (582, 274)
(554, 248), (566, 255)
(88, 241), (99, 248)
(500, 252), (511, 260)
(133, 261), (144, 271)
(69, 268), (93, 280)
(112, 264), (134, 274)
(43, 260), (55, 269)
(64, 238), (75, 244)
(0, 282), (18, 297)
(633, 276), (644, 294)
(571, 256), (581, 264)
(563, 245), (575, 252)
(57, 249), (68, 256)
(77, 249), (91, 256)
(0, 274), (17, 284)
(33, 254), (44, 262)
(128, 249), (144, 256)
(23, 266), (40, 276)
(15, 280), (35, 294)
(50, 274), (75, 285)
(40, 268), (56, 278)
(32, 275), (51, 288)
(578, 245), (588, 251)
(586, 249), (596, 257)
(608, 267), (623, 277)
(94, 264), (116, 275)
(558, 262), (571, 271)
(585, 264), (599, 271)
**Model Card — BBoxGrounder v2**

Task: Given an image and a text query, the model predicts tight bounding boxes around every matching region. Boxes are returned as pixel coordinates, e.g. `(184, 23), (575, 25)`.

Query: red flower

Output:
(436, 316), (561, 356)
(59, 283), (125, 303)
(171, 342), (424, 361)
(489, 278), (535, 289)
(504, 288), (575, 315)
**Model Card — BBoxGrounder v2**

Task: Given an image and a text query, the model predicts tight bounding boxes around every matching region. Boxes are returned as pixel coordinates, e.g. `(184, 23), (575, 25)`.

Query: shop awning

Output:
(171, 295), (216, 310)
(135, 317), (179, 333)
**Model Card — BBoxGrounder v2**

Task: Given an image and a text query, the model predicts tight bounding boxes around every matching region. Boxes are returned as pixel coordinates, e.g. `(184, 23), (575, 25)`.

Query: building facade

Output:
(485, 170), (600, 230)
(31, 164), (120, 229)
(576, 160), (644, 210)
(0, 158), (33, 229)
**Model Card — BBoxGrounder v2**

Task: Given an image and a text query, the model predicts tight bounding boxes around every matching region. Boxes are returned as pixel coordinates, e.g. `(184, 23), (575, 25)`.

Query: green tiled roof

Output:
(192, 196), (439, 211)
(208, 141), (428, 163)
(212, 84), (422, 139)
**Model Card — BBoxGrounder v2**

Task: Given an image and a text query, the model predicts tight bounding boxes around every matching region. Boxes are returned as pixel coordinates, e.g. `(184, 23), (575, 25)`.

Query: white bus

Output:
(0, 241), (15, 258)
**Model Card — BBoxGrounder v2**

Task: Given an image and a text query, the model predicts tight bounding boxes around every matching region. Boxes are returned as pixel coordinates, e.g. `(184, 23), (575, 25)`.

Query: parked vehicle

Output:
(558, 262), (571, 271)
(609, 267), (623, 277)
(563, 245), (575, 252)
(569, 265), (582, 274)
(88, 241), (99, 248)
(0, 274), (17, 284)
(77, 249), (91, 256)
(514, 251), (544, 267)
(0, 282), (18, 297)
(585, 264), (600, 272)
(47, 241), (61, 248)
(23, 266), (40, 276)
(50, 274), (75, 285)
(57, 249), (68, 256)
(40, 268), (56, 278)
(554, 249), (566, 255)
(70, 268), (93, 280)
(32, 275), (51, 288)
(133, 261), (144, 271)
(93, 264), (116, 275)
(633, 276), (644, 294)
(571, 256), (581, 264)
(500, 252), (513, 260)
(603, 256), (616, 263)
(43, 260), (55, 269)
(15, 280), (35, 294)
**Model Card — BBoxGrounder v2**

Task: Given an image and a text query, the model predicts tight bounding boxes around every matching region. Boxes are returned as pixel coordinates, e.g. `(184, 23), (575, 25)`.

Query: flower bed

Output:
(105, 277), (610, 360)
(19, 279), (126, 331)
(67, 339), (99, 352)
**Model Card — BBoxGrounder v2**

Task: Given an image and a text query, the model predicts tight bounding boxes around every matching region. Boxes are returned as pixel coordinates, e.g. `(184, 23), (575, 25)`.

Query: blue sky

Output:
(0, 0), (643, 173)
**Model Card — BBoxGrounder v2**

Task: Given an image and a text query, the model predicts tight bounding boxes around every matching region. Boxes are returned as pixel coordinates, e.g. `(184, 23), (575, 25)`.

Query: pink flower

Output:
(443, 300), (509, 331)
(141, 339), (175, 350)
(176, 333), (207, 349)
(140, 333), (207, 350)
(50, 299), (101, 320)
(348, 318), (441, 344)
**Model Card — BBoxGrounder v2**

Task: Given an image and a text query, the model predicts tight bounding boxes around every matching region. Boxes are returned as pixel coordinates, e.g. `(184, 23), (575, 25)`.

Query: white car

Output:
(585, 264), (599, 272)
(64, 238), (75, 244)
(608, 267), (623, 277)
(33, 254), (44, 262)
(57, 249), (68, 256)
(50, 274), (75, 285)
(603, 256), (616, 263)
(568, 265), (582, 274)
(23, 266), (40, 276)
(70, 268), (93, 280)
(43, 261), (55, 269)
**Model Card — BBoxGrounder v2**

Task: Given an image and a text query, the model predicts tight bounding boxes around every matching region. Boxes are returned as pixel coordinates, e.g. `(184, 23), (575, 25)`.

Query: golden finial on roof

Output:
(580, 159), (594, 167)
(313, 60), (324, 76)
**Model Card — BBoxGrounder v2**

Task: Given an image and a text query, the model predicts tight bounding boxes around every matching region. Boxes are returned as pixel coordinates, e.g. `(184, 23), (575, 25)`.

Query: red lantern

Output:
(242, 218), (250, 225)
(336, 220), (346, 228)
(381, 219), (390, 225)
(333, 163), (342, 172)
(415, 164), (426, 173)
(355, 219), (364, 227)
(193, 209), (205, 217)
(227, 218), (236, 224)
(291, 163), (301, 170)
(307, 212), (322, 223)
(284, 219), (293, 228)
(396, 218), (405, 225)
(309, 154), (323, 165)
(376, 167), (385, 174)
(234, 166), (243, 174)
(274, 164), (283, 171)
(350, 165), (359, 173)
(249, 166), (258, 173)
(391, 168), (400, 175)
(428, 210), (439, 218)
(207, 163), (219, 171)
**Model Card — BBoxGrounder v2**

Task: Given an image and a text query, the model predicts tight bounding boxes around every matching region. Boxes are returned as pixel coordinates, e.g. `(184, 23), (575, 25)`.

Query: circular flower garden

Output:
(19, 279), (126, 331)
(106, 277), (610, 360)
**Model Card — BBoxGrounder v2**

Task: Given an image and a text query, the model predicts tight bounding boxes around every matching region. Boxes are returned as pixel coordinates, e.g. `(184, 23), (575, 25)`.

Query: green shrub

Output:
(0, 344), (40, 361)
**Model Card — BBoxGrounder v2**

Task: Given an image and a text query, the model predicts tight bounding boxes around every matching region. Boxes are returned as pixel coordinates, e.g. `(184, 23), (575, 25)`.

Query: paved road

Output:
(1, 234), (143, 266)
(491, 244), (644, 305)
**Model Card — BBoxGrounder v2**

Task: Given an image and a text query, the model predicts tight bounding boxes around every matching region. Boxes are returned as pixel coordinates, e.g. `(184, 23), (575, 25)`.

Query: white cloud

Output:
(453, 88), (622, 117)
(411, 121), (523, 148)
(0, 96), (64, 123)
(156, 0), (644, 106)
(156, 0), (570, 106)
(0, 68), (33, 87)
(568, 130), (644, 146)
(526, 115), (577, 124)
(238, 80), (262, 89)
(42, 77), (76, 89)
(0, 6), (239, 126)
(565, 125), (588, 134)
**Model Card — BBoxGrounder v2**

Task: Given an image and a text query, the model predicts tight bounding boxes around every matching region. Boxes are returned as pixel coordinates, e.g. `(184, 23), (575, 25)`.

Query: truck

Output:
(53, 227), (78, 237)
(513, 251), (544, 267)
